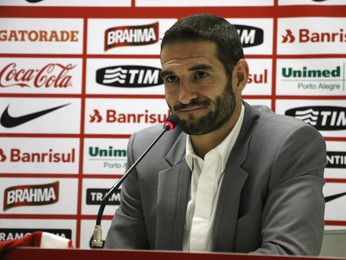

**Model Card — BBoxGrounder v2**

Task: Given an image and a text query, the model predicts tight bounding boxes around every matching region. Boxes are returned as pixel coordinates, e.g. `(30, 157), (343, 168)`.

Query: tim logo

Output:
(105, 22), (159, 51)
(3, 181), (59, 211)
(96, 65), (163, 87)
(285, 106), (346, 130)
(234, 25), (264, 47)
(327, 151), (346, 168)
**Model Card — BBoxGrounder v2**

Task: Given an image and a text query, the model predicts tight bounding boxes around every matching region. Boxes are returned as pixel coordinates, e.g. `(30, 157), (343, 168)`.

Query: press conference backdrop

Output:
(0, 0), (345, 249)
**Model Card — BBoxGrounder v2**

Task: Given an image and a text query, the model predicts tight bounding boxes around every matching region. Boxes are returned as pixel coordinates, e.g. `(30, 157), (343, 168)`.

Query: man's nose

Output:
(178, 80), (198, 105)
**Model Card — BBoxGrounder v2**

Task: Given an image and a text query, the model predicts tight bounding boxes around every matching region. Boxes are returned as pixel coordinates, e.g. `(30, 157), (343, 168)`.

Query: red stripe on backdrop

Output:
(1, 5), (346, 19)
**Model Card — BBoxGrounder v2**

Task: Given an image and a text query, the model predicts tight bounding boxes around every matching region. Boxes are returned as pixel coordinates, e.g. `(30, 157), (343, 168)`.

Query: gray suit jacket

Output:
(104, 102), (326, 256)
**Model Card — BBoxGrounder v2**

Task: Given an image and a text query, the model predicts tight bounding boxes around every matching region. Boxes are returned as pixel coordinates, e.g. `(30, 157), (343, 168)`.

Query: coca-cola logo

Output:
(0, 63), (76, 88)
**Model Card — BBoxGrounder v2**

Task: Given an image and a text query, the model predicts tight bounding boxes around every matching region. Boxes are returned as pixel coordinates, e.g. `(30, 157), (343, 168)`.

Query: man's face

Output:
(160, 40), (236, 135)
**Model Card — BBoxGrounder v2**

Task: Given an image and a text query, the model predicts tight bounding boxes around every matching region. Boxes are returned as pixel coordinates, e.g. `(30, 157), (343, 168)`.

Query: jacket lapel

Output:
(213, 102), (260, 252)
(155, 102), (260, 251)
(155, 131), (191, 250)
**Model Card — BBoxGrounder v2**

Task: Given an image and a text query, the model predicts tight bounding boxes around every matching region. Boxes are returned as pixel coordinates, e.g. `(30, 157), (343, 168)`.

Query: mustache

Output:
(173, 99), (211, 111)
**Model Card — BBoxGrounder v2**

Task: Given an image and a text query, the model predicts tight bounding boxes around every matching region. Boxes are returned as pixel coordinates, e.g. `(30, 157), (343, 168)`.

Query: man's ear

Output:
(233, 59), (249, 93)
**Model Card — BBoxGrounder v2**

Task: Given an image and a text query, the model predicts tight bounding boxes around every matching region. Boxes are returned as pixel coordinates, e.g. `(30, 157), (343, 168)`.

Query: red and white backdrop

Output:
(0, 0), (345, 249)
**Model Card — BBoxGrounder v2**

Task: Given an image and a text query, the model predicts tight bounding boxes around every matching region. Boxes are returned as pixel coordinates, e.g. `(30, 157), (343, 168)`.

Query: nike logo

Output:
(325, 192), (346, 203)
(0, 103), (70, 128)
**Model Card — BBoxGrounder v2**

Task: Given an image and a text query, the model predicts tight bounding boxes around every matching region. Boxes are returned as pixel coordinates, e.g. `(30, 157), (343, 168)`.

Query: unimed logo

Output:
(285, 106), (346, 130)
(0, 228), (72, 241)
(327, 151), (346, 168)
(105, 22), (159, 51)
(3, 181), (59, 211)
(86, 188), (121, 205)
(235, 25), (264, 47)
(96, 65), (163, 87)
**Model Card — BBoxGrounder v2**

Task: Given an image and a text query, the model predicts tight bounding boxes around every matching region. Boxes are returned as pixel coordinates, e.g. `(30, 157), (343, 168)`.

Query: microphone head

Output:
(163, 114), (180, 131)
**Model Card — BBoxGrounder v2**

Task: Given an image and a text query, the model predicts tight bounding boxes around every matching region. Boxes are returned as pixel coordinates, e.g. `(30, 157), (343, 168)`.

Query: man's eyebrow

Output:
(160, 70), (173, 78)
(160, 64), (214, 78)
(189, 64), (214, 71)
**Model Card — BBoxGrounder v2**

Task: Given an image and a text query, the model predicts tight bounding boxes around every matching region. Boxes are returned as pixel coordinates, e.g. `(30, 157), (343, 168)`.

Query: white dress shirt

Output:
(182, 104), (245, 252)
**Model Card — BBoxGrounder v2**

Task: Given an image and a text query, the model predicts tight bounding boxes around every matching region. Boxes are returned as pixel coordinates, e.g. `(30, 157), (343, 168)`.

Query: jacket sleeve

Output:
(104, 132), (150, 249)
(253, 124), (326, 256)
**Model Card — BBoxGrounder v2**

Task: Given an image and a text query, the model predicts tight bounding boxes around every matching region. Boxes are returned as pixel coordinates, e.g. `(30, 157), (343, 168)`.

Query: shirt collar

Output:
(185, 103), (245, 172)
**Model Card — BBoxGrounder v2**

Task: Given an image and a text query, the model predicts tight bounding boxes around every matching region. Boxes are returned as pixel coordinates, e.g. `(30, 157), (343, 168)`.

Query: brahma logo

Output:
(86, 188), (121, 205)
(89, 109), (171, 124)
(96, 65), (163, 87)
(235, 25), (264, 47)
(285, 106), (346, 130)
(3, 181), (59, 211)
(105, 22), (159, 51)
(0, 63), (76, 88)
(282, 28), (346, 43)
(327, 151), (346, 168)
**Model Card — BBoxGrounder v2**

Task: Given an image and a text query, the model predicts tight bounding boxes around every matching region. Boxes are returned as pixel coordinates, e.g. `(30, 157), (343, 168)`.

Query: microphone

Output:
(90, 114), (180, 248)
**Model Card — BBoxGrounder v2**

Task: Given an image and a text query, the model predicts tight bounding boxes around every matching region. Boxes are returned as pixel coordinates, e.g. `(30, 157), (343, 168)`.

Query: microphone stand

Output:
(90, 123), (173, 248)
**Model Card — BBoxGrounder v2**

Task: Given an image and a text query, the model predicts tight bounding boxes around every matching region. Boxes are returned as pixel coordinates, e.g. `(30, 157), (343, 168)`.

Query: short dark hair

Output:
(161, 13), (244, 77)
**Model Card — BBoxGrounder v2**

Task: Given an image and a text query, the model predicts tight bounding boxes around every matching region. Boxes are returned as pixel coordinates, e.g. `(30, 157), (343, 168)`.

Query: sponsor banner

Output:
(82, 179), (121, 215)
(136, 0), (274, 6)
(85, 98), (169, 135)
(80, 220), (111, 249)
(243, 59), (272, 95)
(275, 100), (346, 137)
(278, 18), (346, 54)
(0, 97), (81, 134)
(0, 18), (83, 54)
(83, 138), (128, 175)
(0, 137), (79, 174)
(0, 219), (76, 245)
(324, 182), (346, 221)
(87, 19), (176, 55)
(0, 0), (131, 6)
(0, 58), (82, 94)
(276, 59), (346, 96)
(324, 141), (346, 179)
(279, 0), (346, 6)
(228, 18), (273, 55)
(86, 58), (163, 95)
(0, 178), (78, 214)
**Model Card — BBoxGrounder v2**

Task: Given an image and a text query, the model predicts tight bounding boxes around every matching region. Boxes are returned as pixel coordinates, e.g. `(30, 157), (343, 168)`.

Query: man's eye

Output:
(195, 71), (208, 79)
(165, 75), (178, 83)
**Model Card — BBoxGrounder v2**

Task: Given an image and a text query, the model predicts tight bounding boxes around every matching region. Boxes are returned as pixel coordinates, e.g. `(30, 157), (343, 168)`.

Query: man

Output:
(104, 13), (326, 255)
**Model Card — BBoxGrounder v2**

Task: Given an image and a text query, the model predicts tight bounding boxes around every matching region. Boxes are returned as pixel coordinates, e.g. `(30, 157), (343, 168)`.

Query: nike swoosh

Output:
(0, 103), (70, 128)
(325, 192), (346, 203)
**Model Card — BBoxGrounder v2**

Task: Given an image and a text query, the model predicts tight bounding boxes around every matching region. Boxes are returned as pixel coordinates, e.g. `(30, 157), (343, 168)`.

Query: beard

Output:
(169, 80), (236, 135)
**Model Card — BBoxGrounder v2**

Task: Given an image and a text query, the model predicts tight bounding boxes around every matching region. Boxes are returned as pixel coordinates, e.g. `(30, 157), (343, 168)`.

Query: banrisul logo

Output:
(285, 106), (346, 130)
(234, 25), (264, 47)
(282, 28), (346, 44)
(96, 65), (163, 87)
(105, 22), (159, 51)
(327, 151), (346, 168)
(281, 63), (345, 92)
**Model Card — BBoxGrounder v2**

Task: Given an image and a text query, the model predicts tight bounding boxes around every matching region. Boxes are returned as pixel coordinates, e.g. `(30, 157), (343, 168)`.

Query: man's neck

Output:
(190, 105), (242, 159)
